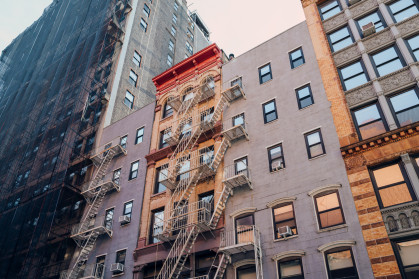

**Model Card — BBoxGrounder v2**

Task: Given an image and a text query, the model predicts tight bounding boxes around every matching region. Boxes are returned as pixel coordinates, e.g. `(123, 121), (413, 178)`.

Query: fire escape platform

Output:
(221, 84), (245, 102)
(223, 173), (252, 190)
(70, 226), (112, 241)
(90, 144), (126, 166)
(81, 180), (120, 199)
(222, 125), (249, 142)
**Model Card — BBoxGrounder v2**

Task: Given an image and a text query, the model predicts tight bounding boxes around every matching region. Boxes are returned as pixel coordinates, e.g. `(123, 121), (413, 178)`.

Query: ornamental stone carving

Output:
(349, 0), (378, 19)
(323, 12), (347, 33)
(396, 13), (419, 37)
(333, 44), (361, 67)
(379, 67), (415, 94)
(345, 82), (376, 106)
(362, 28), (394, 52)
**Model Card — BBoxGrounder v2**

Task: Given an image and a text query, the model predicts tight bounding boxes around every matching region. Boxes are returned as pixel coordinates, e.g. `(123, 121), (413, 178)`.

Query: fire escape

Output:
(155, 78), (260, 279)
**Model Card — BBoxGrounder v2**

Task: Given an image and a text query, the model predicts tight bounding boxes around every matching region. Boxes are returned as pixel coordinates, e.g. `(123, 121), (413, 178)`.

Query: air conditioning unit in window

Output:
(119, 215), (131, 225)
(362, 22), (376, 37)
(348, 0), (361, 5)
(278, 226), (293, 238)
(110, 263), (124, 272)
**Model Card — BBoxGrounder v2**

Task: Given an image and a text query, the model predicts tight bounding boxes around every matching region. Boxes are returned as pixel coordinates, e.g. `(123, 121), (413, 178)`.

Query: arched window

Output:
(412, 210), (419, 226)
(386, 216), (398, 232)
(325, 247), (359, 279)
(278, 257), (304, 279)
(399, 213), (411, 229)
(162, 102), (173, 118)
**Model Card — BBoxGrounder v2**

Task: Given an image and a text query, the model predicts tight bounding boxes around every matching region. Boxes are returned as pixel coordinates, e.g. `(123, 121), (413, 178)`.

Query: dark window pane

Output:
(359, 121), (387, 139)
(390, 89), (419, 126)
(279, 259), (303, 278)
(300, 97), (313, 109)
(357, 12), (385, 32)
(319, 208), (344, 228)
(354, 105), (380, 125)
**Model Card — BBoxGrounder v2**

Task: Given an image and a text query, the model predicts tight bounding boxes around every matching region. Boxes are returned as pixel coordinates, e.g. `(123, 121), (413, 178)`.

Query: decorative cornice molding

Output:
(233, 259), (255, 269)
(318, 240), (356, 253)
(266, 197), (297, 208)
(308, 184), (342, 197)
(230, 207), (257, 218)
(272, 250), (306, 261)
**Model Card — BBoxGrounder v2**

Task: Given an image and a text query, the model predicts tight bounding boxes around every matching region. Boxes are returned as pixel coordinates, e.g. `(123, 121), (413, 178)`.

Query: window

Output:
(140, 18), (148, 32)
(199, 191), (214, 219)
(159, 130), (170, 149)
(370, 162), (416, 208)
(199, 146), (214, 165)
(129, 70), (138, 86)
(143, 4), (150, 17)
(314, 191), (345, 229)
(289, 48), (305, 69)
(124, 91), (134, 109)
(150, 208), (164, 243)
(129, 160), (139, 180)
(154, 166), (167, 194)
(174, 1), (179, 11)
(177, 157), (190, 181)
(304, 129), (325, 159)
(262, 99), (278, 123)
(186, 41), (193, 54)
(163, 102), (173, 118)
(278, 258), (304, 279)
(406, 34), (419, 61)
(167, 54), (173, 67)
(113, 250), (126, 275)
(135, 127), (144, 144)
(388, 0), (419, 23)
(327, 26), (354, 52)
(338, 61), (369, 91)
(319, 0), (342, 20)
(195, 252), (217, 277)
(370, 46), (405, 77)
(95, 256), (106, 278)
(268, 144), (285, 172)
(391, 237), (419, 278)
(235, 157), (248, 176)
(105, 208), (114, 230)
(172, 14), (177, 24)
(201, 107), (214, 124)
(123, 201), (133, 219)
(325, 248), (358, 279)
(273, 203), (297, 239)
(352, 103), (388, 140)
(171, 26), (176, 36)
(388, 87), (419, 127)
(232, 113), (245, 128)
(120, 135), (127, 149)
(187, 29), (194, 41)
(113, 168), (121, 185)
(237, 265), (257, 279)
(296, 84), (314, 109)
(356, 11), (386, 37)
(168, 39), (174, 52)
(133, 51), (141, 66)
(231, 77), (242, 88)
(235, 214), (254, 244)
(258, 63), (272, 84)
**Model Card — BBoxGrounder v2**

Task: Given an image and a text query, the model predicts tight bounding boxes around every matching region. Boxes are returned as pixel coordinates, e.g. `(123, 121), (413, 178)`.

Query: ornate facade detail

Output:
(333, 44), (361, 67)
(396, 13), (419, 37)
(345, 155), (367, 169)
(323, 11), (347, 33)
(345, 82), (376, 107)
(378, 67), (415, 94)
(362, 28), (394, 52)
(381, 202), (419, 235)
(349, 0), (378, 19)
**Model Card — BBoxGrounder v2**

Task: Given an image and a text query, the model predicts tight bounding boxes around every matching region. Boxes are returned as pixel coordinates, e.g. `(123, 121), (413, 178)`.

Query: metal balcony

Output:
(222, 122), (249, 142)
(167, 95), (182, 111)
(81, 173), (120, 200)
(71, 215), (113, 241)
(222, 84), (245, 102)
(223, 164), (252, 190)
(199, 78), (215, 102)
(90, 138), (126, 166)
(60, 263), (105, 279)
(219, 225), (260, 255)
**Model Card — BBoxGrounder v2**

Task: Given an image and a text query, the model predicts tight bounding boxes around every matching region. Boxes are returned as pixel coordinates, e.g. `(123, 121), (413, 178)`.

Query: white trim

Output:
(123, 199), (134, 205)
(233, 259), (255, 269)
(260, 96), (277, 105)
(230, 207), (257, 218)
(272, 250), (305, 261)
(115, 247), (129, 253)
(288, 44), (304, 54)
(293, 81), (312, 91)
(266, 197), (297, 208)
(266, 141), (283, 149)
(256, 61), (272, 70)
(301, 126), (322, 135)
(95, 253), (108, 258)
(318, 240), (356, 253)
(232, 154), (249, 162)
(105, 206), (115, 212)
(308, 184), (342, 197)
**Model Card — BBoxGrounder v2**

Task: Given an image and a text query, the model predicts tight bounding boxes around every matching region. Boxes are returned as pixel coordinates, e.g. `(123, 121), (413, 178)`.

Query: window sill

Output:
(299, 103), (314, 111)
(270, 167), (285, 174)
(291, 63), (305, 71)
(265, 118), (279, 125)
(120, 222), (131, 227)
(309, 154), (327, 161)
(112, 273), (124, 277)
(160, 115), (173, 123)
(274, 235), (298, 242)
(317, 224), (348, 233)
(151, 191), (167, 198)
(260, 79), (273, 86)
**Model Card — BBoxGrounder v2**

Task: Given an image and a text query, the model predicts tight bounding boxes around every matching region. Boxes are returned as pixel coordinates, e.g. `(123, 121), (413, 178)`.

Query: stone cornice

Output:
(266, 197), (297, 208)
(318, 240), (356, 253)
(308, 184), (342, 197)
(272, 250), (306, 261)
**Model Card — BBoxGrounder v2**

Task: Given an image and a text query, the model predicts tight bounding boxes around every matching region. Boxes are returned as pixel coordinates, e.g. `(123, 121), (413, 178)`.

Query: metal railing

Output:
(223, 163), (250, 182)
(220, 225), (259, 248)
(71, 215), (113, 237)
(60, 263), (105, 279)
(90, 136), (127, 160)
(81, 172), (120, 194)
(222, 120), (249, 142)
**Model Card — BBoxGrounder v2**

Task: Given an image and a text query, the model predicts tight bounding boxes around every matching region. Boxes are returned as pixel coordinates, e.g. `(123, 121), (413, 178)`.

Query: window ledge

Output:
(151, 191), (167, 198)
(309, 154), (327, 161)
(260, 79), (273, 86)
(265, 118), (279, 125)
(112, 273), (125, 277)
(291, 63), (305, 71)
(270, 167), (285, 174)
(299, 103), (315, 111)
(317, 224), (348, 233)
(274, 235), (298, 242)
(160, 115), (173, 123)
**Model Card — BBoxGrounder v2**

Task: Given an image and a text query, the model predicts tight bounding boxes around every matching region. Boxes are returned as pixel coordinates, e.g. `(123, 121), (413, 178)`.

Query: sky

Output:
(0, 0), (306, 56)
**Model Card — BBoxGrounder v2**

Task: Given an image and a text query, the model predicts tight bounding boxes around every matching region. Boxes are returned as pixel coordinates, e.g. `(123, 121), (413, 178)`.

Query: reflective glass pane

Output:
(319, 208), (344, 227)
(233, 115), (244, 126)
(396, 106), (419, 126)
(408, 35), (419, 50)
(390, 0), (415, 14)
(261, 74), (272, 83)
(274, 204), (294, 222)
(357, 13), (380, 29)
(333, 37), (354, 52)
(307, 132), (321, 145)
(372, 47), (398, 66)
(354, 105), (380, 125)
(379, 183), (413, 207)
(390, 90), (419, 112)
(394, 6), (418, 22)
(341, 62), (363, 79)
(280, 260), (303, 277)
(293, 58), (305, 68)
(266, 111), (277, 122)
(330, 27), (350, 43)
(359, 121), (387, 139)
(310, 144), (324, 157)
(291, 49), (302, 60)
(373, 164), (404, 187)
(298, 87), (310, 98)
(345, 74), (368, 90)
(377, 59), (404, 76)
(321, 0), (339, 14)
(270, 146), (282, 159)
(260, 65), (270, 76)
(264, 101), (275, 113)
(300, 97), (313, 108)
(327, 250), (354, 271)
(316, 193), (339, 212)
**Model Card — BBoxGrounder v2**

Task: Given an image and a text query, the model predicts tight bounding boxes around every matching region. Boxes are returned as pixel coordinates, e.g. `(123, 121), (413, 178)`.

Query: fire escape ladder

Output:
(156, 226), (199, 279)
(254, 227), (264, 279)
(210, 184), (232, 230)
(213, 253), (231, 279)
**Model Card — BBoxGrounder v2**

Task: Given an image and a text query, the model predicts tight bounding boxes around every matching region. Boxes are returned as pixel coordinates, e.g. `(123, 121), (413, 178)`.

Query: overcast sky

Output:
(0, 0), (305, 56)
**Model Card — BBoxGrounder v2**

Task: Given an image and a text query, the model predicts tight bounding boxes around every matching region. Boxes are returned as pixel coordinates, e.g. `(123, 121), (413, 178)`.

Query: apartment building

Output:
(301, 0), (419, 278)
(220, 21), (374, 279)
(133, 44), (235, 278)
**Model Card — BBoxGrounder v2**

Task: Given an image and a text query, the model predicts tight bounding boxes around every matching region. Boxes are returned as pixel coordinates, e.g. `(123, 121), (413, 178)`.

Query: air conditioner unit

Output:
(278, 226), (293, 238)
(362, 22), (376, 37)
(348, 0), (361, 5)
(110, 263), (124, 272)
(119, 215), (131, 225)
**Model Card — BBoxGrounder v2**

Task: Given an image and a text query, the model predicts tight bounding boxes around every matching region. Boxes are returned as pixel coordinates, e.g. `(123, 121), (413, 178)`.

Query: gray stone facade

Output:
(221, 22), (374, 279)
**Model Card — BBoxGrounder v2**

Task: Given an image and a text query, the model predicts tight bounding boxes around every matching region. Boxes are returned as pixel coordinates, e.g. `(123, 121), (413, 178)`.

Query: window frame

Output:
(232, 113), (245, 128)
(268, 143), (285, 172)
(163, 102), (173, 118)
(143, 3), (150, 17)
(154, 165), (167, 194)
(186, 41), (193, 54)
(369, 45), (406, 77)
(133, 51), (142, 67)
(304, 129), (326, 159)
(120, 135), (128, 149)
(314, 190), (346, 230)
(369, 160), (416, 208)
(351, 102), (389, 140)
(159, 130), (170, 149)
(387, 0), (419, 23)
(391, 235), (419, 279)
(234, 156), (248, 175)
(324, 247), (359, 279)
(171, 26), (177, 36)
(167, 54), (173, 67)
(172, 13), (177, 24)
(113, 249), (127, 275)
(262, 99), (278, 124)
(123, 200), (133, 219)
(149, 208), (164, 244)
(277, 257), (305, 279)
(140, 18), (148, 32)
(129, 160), (139, 181)
(258, 63), (272, 84)
(318, 0), (342, 21)
(337, 60), (370, 91)
(387, 86), (419, 127)
(272, 202), (298, 240)
(289, 47), (305, 69)
(327, 25), (355, 52)
(135, 127), (144, 145)
(295, 84), (314, 109)
(405, 33), (419, 61)
(168, 39), (175, 53)
(354, 10), (387, 38)
(129, 70), (138, 87)
(124, 90), (134, 109)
